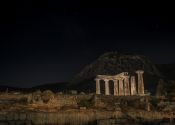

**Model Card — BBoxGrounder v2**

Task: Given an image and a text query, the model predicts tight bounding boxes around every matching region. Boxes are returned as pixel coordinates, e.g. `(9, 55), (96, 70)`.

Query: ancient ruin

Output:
(95, 70), (145, 96)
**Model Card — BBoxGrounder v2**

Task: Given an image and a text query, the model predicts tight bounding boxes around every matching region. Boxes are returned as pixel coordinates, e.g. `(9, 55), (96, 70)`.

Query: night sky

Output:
(0, 2), (175, 87)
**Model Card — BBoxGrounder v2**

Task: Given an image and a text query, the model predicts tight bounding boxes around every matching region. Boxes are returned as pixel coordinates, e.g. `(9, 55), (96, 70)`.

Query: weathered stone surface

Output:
(7, 112), (13, 120)
(19, 113), (26, 120)
(0, 114), (6, 121)
(119, 79), (124, 96)
(7, 121), (16, 125)
(124, 76), (130, 95)
(95, 78), (101, 94)
(97, 118), (136, 125)
(0, 109), (170, 125)
(114, 80), (118, 96)
(80, 107), (86, 110)
(15, 121), (32, 125)
(131, 76), (137, 95)
(0, 122), (8, 125)
(14, 113), (18, 120)
(104, 79), (110, 95)
(136, 70), (144, 95)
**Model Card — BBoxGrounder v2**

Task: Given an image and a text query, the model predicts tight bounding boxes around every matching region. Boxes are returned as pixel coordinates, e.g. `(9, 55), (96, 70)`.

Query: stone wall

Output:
(0, 110), (170, 125)
(97, 118), (139, 125)
(55, 94), (93, 108)
(0, 92), (93, 107)
(0, 110), (122, 125)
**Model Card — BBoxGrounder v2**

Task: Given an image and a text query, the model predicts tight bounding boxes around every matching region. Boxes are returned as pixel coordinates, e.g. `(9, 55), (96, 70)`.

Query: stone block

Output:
(19, 113), (26, 120)
(0, 114), (6, 121)
(0, 122), (8, 125)
(14, 113), (19, 120)
(7, 112), (13, 120)
(80, 107), (86, 110)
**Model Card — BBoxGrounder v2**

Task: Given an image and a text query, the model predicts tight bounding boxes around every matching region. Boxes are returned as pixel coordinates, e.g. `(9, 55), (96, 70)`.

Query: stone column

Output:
(119, 79), (124, 96)
(136, 70), (144, 95)
(113, 80), (118, 96)
(130, 76), (137, 95)
(104, 79), (110, 95)
(95, 78), (100, 94)
(124, 76), (130, 96)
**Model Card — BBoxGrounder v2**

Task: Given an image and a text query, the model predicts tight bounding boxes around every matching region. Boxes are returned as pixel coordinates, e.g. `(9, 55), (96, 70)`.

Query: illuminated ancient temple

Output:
(95, 70), (144, 96)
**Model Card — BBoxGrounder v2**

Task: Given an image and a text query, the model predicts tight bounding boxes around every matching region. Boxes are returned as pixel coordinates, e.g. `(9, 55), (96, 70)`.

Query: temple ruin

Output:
(95, 70), (144, 96)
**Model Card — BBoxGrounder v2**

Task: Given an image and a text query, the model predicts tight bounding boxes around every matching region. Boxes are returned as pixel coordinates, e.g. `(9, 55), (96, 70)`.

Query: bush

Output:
(78, 99), (92, 108)
(151, 97), (160, 108)
(18, 97), (28, 104)
(41, 90), (54, 103)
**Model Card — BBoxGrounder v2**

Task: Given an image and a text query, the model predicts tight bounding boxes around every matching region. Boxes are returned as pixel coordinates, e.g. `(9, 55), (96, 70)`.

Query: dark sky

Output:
(0, 2), (175, 87)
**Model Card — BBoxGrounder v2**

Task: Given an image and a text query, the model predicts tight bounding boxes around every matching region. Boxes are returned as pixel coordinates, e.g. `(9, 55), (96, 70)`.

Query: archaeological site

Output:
(0, 69), (175, 125)
(95, 70), (144, 96)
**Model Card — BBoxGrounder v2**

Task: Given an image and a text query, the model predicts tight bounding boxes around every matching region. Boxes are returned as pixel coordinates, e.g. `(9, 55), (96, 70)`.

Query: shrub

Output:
(18, 97), (28, 104)
(151, 97), (160, 108)
(78, 99), (92, 108)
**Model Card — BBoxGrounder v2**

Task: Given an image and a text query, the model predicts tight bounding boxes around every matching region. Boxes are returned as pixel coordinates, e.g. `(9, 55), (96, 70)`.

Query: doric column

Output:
(119, 79), (124, 96)
(124, 76), (130, 96)
(130, 76), (137, 95)
(136, 70), (144, 95)
(113, 80), (118, 96)
(104, 79), (110, 95)
(95, 78), (100, 94)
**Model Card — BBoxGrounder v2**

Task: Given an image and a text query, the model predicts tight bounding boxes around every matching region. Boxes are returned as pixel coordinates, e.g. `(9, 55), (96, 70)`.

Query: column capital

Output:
(135, 70), (144, 74)
(94, 78), (100, 81)
(131, 76), (135, 78)
(113, 79), (119, 82)
(124, 75), (130, 79)
(119, 78), (123, 81)
(103, 79), (109, 82)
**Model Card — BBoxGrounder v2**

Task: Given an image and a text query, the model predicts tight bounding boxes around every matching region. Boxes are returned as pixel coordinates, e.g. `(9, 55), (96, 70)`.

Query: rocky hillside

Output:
(69, 52), (162, 93)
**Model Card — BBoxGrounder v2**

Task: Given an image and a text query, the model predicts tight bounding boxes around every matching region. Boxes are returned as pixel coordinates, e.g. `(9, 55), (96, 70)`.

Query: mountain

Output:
(69, 52), (162, 94)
